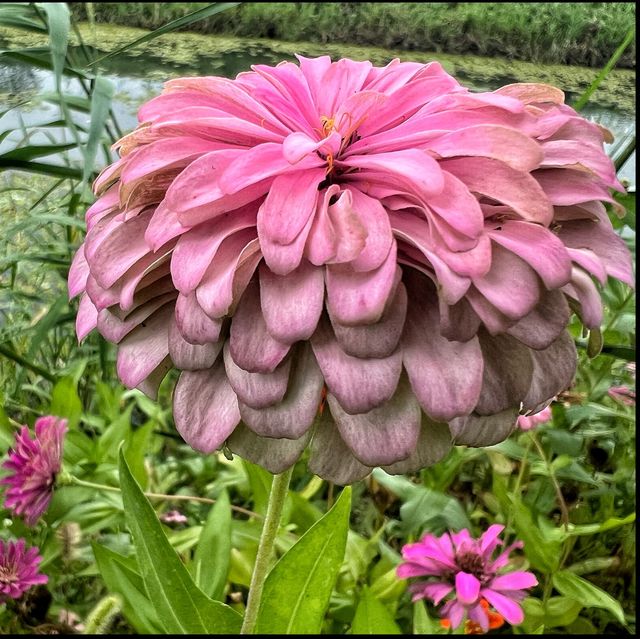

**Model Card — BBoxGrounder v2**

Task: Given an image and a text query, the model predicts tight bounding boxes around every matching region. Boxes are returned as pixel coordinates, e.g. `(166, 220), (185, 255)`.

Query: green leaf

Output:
(86, 3), (240, 66)
(124, 421), (153, 489)
(82, 76), (114, 183)
(351, 586), (401, 634)
(413, 600), (448, 634)
(552, 570), (626, 624)
(49, 376), (83, 429)
(0, 3), (48, 32)
(36, 3), (70, 91)
(92, 542), (163, 634)
(372, 470), (470, 534)
(574, 28), (635, 110)
(564, 513), (635, 537)
(522, 596), (582, 631)
(243, 459), (273, 514)
(255, 487), (352, 634)
(511, 498), (561, 573)
(193, 490), (232, 600)
(118, 449), (243, 634)
(0, 157), (83, 179)
(0, 143), (77, 161)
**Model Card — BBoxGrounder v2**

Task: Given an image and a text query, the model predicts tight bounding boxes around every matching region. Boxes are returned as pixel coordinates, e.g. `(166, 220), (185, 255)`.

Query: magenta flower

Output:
(1, 416), (67, 526)
(0, 538), (48, 601)
(398, 525), (537, 632)
(68, 57), (633, 483)
(517, 405), (553, 431)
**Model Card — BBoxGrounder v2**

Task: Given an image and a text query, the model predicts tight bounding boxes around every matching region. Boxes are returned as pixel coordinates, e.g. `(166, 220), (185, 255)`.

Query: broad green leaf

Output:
(552, 570), (625, 624)
(118, 449), (243, 634)
(351, 586), (401, 634)
(92, 542), (163, 634)
(255, 487), (352, 634)
(86, 3), (241, 66)
(522, 596), (582, 631)
(82, 75), (114, 183)
(193, 490), (232, 600)
(369, 566), (406, 603)
(49, 376), (82, 429)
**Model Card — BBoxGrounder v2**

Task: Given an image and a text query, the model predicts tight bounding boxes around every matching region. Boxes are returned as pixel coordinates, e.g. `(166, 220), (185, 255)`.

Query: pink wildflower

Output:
(160, 509), (188, 525)
(0, 538), (48, 601)
(607, 385), (635, 406)
(68, 57), (633, 483)
(517, 405), (553, 431)
(398, 525), (537, 632)
(1, 416), (67, 526)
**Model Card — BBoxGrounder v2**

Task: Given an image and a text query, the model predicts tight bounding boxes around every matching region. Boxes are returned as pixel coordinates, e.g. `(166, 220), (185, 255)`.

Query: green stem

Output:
(529, 433), (570, 530)
(65, 476), (260, 519)
(240, 467), (294, 634)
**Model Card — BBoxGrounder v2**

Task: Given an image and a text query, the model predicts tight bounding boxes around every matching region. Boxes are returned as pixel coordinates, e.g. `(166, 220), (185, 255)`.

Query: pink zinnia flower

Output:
(0, 538), (48, 601)
(607, 385), (635, 406)
(68, 57), (634, 484)
(517, 405), (553, 431)
(398, 525), (537, 632)
(1, 416), (67, 526)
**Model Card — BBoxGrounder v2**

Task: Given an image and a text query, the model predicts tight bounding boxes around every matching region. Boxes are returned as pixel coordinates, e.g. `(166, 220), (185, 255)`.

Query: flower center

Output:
(455, 551), (486, 580)
(0, 565), (17, 583)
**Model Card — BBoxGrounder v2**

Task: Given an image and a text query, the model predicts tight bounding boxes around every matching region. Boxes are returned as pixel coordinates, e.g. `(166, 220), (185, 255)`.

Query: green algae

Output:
(0, 22), (635, 112)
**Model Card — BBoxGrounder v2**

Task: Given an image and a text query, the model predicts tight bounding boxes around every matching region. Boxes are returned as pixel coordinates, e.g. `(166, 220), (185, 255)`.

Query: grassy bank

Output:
(69, 2), (636, 68)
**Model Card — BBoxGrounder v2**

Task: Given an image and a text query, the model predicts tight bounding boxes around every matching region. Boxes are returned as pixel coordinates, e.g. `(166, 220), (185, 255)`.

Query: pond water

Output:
(0, 31), (636, 187)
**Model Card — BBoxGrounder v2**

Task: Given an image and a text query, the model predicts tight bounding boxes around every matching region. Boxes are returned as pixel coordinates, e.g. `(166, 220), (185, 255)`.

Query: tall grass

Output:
(69, 2), (637, 68)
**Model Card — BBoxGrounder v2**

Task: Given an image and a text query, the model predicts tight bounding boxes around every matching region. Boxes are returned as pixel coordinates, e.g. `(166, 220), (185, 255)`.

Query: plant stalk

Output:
(240, 467), (293, 634)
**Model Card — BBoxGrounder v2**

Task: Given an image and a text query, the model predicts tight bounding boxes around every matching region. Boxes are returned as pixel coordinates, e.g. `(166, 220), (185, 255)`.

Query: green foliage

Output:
(118, 449), (243, 634)
(69, 2), (636, 68)
(255, 487), (351, 633)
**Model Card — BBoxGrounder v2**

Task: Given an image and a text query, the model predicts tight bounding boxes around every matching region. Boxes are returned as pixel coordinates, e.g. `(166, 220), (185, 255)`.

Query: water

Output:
(0, 40), (635, 188)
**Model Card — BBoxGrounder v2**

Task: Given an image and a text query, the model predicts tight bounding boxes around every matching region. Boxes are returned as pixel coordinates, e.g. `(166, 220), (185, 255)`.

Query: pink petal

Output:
(480, 589), (525, 625)
(455, 572), (481, 606)
(490, 571), (538, 592)
(229, 279), (290, 374)
(326, 376), (421, 466)
(326, 241), (400, 326)
(311, 316), (402, 414)
(428, 124), (543, 172)
(442, 157), (553, 225)
(173, 362), (240, 453)
(259, 260), (324, 344)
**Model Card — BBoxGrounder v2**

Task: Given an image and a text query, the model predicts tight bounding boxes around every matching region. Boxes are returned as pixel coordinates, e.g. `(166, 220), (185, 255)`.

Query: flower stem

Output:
(240, 467), (293, 634)
(65, 475), (260, 518)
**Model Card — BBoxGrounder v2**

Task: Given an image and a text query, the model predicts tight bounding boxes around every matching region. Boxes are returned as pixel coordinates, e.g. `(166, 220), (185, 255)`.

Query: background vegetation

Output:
(0, 2), (636, 635)
(69, 2), (637, 68)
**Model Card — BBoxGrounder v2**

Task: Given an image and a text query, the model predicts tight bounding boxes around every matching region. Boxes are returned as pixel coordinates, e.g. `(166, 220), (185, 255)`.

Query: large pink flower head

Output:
(397, 525), (537, 632)
(0, 538), (48, 601)
(68, 56), (634, 483)
(1, 416), (67, 526)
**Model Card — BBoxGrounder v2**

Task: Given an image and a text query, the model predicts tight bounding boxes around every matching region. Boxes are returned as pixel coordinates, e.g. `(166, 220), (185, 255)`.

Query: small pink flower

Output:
(517, 405), (553, 431)
(160, 509), (188, 525)
(1, 416), (67, 526)
(0, 538), (48, 601)
(397, 525), (537, 632)
(608, 385), (635, 406)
